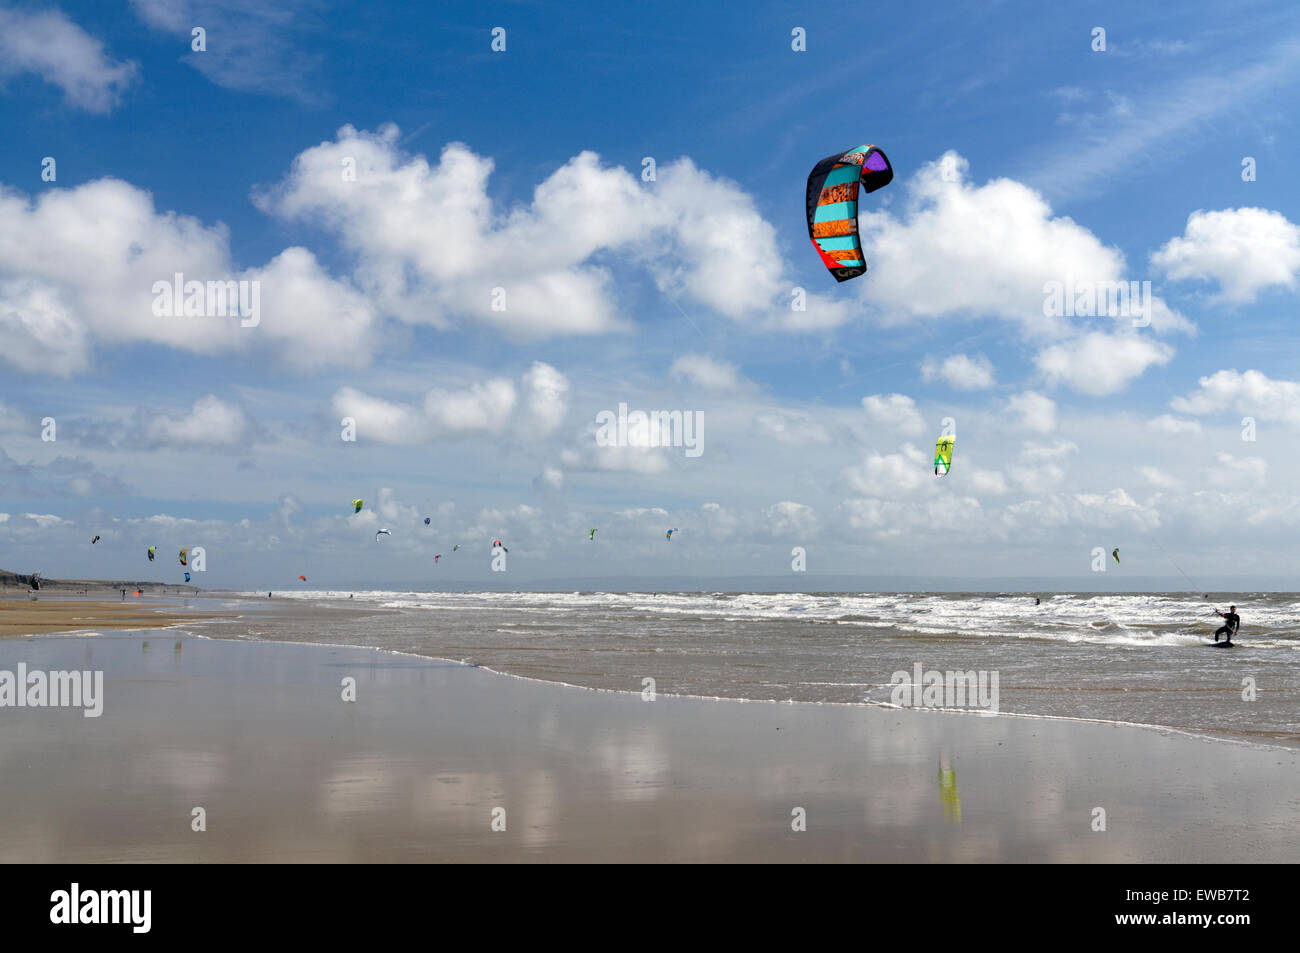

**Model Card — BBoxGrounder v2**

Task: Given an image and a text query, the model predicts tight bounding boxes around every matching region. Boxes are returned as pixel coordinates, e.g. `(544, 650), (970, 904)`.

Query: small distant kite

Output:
(434, 554), (441, 563)
(1112, 548), (1120, 565)
(90, 535), (100, 544)
(147, 546), (156, 562)
(376, 529), (391, 542)
(352, 499), (364, 513)
(492, 539), (509, 553)
(934, 434), (954, 476)
(806, 144), (893, 282)
(298, 574), (307, 581)
(452, 544), (460, 551)
(666, 528), (676, 540)
(589, 528), (598, 540)
(184, 572), (191, 583)
(179, 548), (189, 567)
(424, 517), (431, 525)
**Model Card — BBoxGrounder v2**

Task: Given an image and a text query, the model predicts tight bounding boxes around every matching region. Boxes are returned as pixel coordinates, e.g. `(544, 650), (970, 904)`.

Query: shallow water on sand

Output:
(4, 632), (1297, 862)
(219, 590), (1300, 748)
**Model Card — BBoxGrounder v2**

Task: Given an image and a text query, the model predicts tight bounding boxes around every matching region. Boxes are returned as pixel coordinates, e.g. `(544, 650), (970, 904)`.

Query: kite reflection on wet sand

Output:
(940, 752), (962, 824)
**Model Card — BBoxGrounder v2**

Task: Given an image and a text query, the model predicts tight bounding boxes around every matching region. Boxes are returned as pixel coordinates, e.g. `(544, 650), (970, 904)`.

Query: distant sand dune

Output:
(0, 568), (199, 595)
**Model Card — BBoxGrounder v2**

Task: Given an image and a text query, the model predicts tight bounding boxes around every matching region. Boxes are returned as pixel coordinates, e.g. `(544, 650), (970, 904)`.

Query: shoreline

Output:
(4, 595), (1290, 753)
(1, 627), (1296, 862)
(223, 631), (1298, 754)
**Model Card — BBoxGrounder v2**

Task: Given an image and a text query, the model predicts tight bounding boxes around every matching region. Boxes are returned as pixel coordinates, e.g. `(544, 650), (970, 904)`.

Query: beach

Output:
(0, 599), (221, 636)
(1, 598), (1296, 863)
(229, 589), (1300, 748)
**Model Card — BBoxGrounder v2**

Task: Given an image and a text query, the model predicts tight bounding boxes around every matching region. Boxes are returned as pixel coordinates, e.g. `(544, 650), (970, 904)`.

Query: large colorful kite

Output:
(806, 144), (893, 282)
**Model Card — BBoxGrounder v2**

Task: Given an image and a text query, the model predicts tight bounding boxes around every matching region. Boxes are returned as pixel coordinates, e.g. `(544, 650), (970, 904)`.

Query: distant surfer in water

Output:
(1213, 605), (1240, 644)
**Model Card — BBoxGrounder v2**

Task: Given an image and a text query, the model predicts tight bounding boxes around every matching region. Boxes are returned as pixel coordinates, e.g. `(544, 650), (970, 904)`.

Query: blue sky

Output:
(3, 0), (1300, 589)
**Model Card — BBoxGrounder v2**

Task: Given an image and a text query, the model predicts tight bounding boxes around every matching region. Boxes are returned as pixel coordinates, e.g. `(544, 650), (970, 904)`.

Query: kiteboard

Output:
(1206, 641), (1235, 648)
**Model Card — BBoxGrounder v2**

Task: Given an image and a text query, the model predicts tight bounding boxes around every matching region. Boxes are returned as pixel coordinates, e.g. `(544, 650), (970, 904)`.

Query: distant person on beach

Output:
(121, 589), (126, 601)
(1213, 605), (1240, 644)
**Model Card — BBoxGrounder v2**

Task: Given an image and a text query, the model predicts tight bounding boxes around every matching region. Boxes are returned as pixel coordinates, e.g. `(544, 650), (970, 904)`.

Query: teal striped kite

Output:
(806, 144), (893, 282)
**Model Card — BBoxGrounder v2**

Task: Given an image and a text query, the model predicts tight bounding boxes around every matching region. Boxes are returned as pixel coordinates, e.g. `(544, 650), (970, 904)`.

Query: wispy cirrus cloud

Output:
(1025, 33), (1300, 202)
(130, 0), (329, 105)
(0, 448), (132, 498)
(0, 6), (138, 113)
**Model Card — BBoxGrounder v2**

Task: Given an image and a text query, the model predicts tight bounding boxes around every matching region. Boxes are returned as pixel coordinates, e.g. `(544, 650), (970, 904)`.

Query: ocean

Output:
(219, 589), (1300, 749)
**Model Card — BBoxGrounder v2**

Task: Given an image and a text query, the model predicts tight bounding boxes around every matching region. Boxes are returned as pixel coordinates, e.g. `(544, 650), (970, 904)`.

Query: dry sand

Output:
(0, 599), (222, 636)
(1, 621), (1296, 863)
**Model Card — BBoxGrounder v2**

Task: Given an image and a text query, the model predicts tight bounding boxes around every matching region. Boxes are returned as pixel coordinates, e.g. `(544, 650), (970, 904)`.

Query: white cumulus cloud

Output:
(1152, 208), (1300, 303)
(921, 353), (995, 390)
(254, 125), (847, 337)
(1170, 369), (1300, 425)
(861, 393), (927, 435)
(148, 395), (249, 447)
(1148, 414), (1202, 435)
(1036, 332), (1174, 395)
(333, 363), (568, 444)
(0, 177), (378, 375)
(1007, 391), (1057, 433)
(857, 151), (1191, 337)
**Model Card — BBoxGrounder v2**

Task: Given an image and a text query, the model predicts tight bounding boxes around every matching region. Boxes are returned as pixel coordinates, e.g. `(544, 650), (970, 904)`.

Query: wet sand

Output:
(0, 629), (1296, 862)
(0, 599), (221, 636)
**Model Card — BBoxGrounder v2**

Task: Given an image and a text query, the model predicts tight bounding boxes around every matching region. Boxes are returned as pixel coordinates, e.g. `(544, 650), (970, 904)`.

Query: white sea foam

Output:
(243, 589), (1300, 650)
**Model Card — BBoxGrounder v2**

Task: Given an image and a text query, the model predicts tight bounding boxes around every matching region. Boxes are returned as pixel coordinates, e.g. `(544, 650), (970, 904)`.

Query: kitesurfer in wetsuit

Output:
(1213, 605), (1240, 644)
